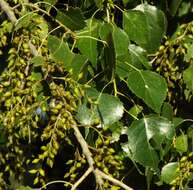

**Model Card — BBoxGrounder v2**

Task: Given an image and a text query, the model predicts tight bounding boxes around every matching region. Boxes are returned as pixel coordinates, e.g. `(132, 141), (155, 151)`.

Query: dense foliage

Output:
(1, 0), (193, 190)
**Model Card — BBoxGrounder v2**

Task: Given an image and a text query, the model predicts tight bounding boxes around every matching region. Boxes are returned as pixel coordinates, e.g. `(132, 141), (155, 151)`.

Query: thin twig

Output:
(0, 0), (17, 23)
(72, 124), (103, 187)
(71, 167), (92, 190)
(38, 180), (72, 190)
(95, 169), (134, 190)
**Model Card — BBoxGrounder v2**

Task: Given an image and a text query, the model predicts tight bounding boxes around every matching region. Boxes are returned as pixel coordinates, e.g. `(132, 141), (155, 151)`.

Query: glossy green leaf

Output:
(76, 19), (100, 67)
(175, 133), (188, 154)
(56, 8), (86, 30)
(117, 45), (150, 78)
(127, 70), (167, 113)
(30, 56), (44, 67)
(123, 116), (174, 169)
(76, 101), (98, 125)
(128, 45), (151, 69)
(76, 88), (124, 126)
(47, 35), (74, 66)
(123, 4), (166, 53)
(161, 162), (179, 184)
(183, 64), (193, 92)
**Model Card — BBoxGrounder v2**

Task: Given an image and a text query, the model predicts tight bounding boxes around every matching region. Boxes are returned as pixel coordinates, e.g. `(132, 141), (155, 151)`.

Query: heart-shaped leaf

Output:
(123, 4), (167, 53)
(127, 70), (167, 113)
(123, 116), (174, 169)
(76, 88), (124, 126)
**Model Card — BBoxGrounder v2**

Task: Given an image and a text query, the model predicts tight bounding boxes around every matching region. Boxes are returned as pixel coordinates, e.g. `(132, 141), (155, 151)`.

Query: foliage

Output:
(1, 0), (193, 190)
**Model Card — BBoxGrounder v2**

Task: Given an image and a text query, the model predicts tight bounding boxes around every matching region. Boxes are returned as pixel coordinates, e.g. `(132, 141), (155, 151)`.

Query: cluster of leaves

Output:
(1, 0), (193, 190)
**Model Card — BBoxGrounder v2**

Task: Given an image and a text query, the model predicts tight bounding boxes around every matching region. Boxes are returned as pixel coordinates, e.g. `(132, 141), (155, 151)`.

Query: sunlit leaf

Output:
(123, 116), (174, 169)
(161, 162), (179, 184)
(175, 133), (188, 154)
(123, 4), (166, 53)
(117, 44), (151, 78)
(76, 88), (124, 126)
(30, 56), (44, 67)
(47, 35), (74, 66)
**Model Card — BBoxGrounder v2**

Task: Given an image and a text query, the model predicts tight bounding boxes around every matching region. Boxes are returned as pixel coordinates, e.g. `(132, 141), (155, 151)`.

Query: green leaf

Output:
(76, 100), (99, 125)
(184, 44), (193, 62)
(173, 117), (184, 128)
(128, 105), (143, 119)
(94, 0), (104, 9)
(76, 19), (100, 67)
(43, 0), (57, 12)
(161, 162), (179, 184)
(16, 186), (33, 190)
(127, 70), (167, 113)
(128, 45), (151, 69)
(68, 54), (88, 80)
(123, 116), (174, 169)
(30, 56), (44, 67)
(100, 23), (130, 76)
(183, 64), (193, 93)
(30, 72), (42, 81)
(56, 8), (86, 30)
(161, 102), (173, 121)
(15, 12), (36, 31)
(112, 26), (130, 58)
(123, 4), (166, 53)
(117, 45), (151, 78)
(108, 122), (127, 142)
(175, 133), (188, 154)
(169, 0), (183, 17)
(47, 35), (74, 66)
(76, 88), (124, 125)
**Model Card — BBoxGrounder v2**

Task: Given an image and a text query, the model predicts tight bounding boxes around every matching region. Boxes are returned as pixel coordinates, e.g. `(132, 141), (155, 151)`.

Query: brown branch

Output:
(95, 169), (134, 190)
(0, 0), (38, 56)
(0, 0), (17, 23)
(71, 167), (92, 190)
(72, 124), (103, 187)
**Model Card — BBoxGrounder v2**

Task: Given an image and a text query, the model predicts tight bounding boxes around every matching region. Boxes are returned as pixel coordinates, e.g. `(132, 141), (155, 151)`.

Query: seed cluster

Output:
(153, 21), (193, 108)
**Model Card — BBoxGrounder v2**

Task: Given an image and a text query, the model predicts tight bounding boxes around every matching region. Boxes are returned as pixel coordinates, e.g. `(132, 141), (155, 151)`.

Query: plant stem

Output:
(0, 0), (17, 23)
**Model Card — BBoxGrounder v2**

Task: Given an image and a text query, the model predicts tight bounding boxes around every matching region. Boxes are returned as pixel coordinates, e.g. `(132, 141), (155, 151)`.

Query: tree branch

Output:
(0, 0), (17, 24)
(72, 124), (103, 187)
(96, 169), (134, 190)
(71, 167), (92, 190)
(0, 0), (38, 56)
